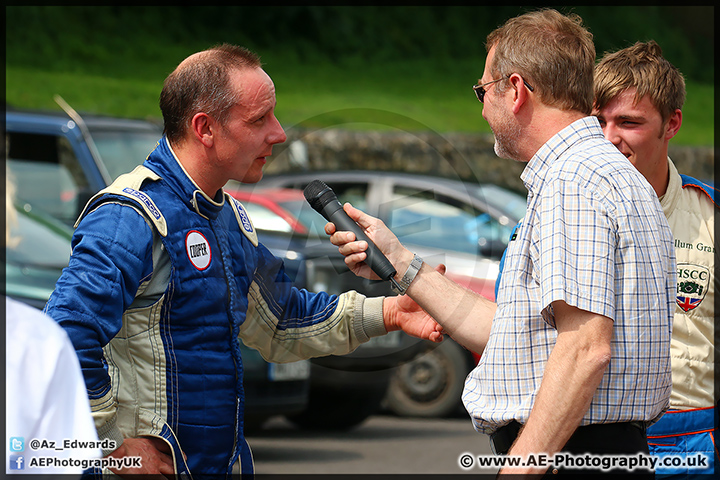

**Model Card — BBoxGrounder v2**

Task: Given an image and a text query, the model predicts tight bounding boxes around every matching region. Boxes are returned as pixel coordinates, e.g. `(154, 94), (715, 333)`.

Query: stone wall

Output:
(264, 128), (715, 194)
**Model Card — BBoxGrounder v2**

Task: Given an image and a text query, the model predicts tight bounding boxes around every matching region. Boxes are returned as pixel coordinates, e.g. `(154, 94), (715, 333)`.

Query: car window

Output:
(91, 130), (161, 181)
(6, 131), (91, 226)
(472, 184), (527, 224)
(275, 199), (327, 237)
(270, 181), (369, 238)
(327, 183), (368, 211)
(243, 202), (294, 233)
(387, 186), (512, 256)
(264, 179), (366, 209)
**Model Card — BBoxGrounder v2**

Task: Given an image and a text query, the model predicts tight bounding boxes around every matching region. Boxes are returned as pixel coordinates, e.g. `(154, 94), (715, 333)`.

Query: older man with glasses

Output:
(473, 75), (534, 104)
(327, 9), (675, 477)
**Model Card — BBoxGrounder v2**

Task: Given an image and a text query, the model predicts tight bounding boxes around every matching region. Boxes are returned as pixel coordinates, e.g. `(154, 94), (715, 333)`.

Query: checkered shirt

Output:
(462, 116), (675, 435)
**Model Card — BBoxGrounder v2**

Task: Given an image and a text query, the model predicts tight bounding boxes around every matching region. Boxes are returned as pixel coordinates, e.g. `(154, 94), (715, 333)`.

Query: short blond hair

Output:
(486, 8), (595, 114)
(594, 41), (685, 123)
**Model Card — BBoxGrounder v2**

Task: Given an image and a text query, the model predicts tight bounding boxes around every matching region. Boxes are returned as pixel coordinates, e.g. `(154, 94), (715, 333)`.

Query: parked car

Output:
(226, 187), (432, 429)
(4, 106), (310, 427)
(5, 204), (74, 310)
(239, 170), (527, 292)
(228, 170), (528, 418)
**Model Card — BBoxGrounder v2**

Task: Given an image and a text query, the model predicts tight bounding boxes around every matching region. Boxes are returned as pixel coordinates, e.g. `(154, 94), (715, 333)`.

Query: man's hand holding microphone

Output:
(304, 180), (444, 342)
(305, 179), (495, 354)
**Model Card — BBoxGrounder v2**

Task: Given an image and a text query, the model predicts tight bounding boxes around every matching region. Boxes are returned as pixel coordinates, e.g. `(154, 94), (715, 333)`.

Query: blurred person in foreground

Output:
(43, 44), (443, 477)
(5, 176), (101, 476)
(327, 9), (675, 477)
(594, 40), (718, 478)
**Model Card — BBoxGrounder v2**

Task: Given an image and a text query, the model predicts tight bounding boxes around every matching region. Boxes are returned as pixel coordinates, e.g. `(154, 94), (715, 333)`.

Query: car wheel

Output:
(384, 339), (471, 418)
(286, 381), (388, 431)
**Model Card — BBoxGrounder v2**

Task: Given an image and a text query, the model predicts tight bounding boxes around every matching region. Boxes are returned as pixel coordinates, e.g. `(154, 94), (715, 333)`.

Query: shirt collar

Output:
(658, 157), (679, 217)
(521, 116), (605, 194)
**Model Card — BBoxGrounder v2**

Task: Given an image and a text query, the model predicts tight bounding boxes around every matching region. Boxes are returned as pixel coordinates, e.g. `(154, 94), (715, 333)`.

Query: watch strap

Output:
(392, 253), (423, 295)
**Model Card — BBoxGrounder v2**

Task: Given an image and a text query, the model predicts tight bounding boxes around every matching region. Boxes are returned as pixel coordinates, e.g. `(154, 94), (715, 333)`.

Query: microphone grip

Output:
(320, 200), (398, 281)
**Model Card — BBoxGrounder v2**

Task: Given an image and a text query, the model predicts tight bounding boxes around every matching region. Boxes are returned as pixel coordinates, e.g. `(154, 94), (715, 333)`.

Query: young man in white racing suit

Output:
(594, 40), (717, 477)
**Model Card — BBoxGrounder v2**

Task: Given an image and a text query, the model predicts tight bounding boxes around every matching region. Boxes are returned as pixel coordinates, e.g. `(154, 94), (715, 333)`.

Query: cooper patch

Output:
(676, 263), (710, 312)
(186, 230), (212, 271)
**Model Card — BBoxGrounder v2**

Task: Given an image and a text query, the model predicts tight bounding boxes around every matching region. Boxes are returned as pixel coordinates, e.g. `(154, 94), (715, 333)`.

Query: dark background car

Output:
(228, 170), (528, 418)
(4, 105), (311, 427)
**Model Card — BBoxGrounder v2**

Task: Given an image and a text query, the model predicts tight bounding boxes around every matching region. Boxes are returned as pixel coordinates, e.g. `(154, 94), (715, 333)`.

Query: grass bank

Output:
(6, 53), (714, 147)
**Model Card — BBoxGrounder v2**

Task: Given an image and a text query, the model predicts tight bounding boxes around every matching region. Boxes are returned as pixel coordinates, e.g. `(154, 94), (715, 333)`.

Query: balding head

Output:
(160, 44), (262, 144)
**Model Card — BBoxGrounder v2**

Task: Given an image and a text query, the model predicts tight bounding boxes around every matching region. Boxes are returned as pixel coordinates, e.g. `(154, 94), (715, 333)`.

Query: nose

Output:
(268, 115), (287, 145)
(602, 123), (622, 147)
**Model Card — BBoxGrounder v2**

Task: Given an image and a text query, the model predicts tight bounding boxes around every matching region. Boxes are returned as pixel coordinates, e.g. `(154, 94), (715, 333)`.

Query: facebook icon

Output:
(9, 455), (25, 470)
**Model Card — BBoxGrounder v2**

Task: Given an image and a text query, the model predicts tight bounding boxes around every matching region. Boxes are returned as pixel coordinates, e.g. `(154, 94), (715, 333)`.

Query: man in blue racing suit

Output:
(44, 44), (443, 478)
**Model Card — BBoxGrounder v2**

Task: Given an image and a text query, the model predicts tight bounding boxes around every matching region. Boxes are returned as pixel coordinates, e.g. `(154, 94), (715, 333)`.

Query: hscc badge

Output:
(186, 230), (212, 271)
(676, 263), (709, 312)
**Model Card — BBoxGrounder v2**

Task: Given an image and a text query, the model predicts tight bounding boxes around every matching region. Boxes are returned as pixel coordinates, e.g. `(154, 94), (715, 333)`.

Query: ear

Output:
(190, 112), (215, 148)
(664, 109), (682, 140)
(508, 73), (529, 114)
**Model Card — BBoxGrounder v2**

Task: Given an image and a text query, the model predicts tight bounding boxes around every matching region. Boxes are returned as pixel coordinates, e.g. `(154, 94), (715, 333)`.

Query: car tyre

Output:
(384, 339), (471, 418)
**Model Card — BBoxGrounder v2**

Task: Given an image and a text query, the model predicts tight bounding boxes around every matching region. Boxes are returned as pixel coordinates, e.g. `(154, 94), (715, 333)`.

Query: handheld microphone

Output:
(303, 180), (400, 290)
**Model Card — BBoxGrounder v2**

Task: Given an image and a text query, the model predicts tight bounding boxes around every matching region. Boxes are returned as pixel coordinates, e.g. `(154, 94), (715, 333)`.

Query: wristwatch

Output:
(391, 253), (423, 295)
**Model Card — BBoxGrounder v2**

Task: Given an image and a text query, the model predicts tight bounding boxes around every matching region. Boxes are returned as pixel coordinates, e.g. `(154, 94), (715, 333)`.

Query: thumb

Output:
(434, 263), (447, 276)
(342, 203), (373, 229)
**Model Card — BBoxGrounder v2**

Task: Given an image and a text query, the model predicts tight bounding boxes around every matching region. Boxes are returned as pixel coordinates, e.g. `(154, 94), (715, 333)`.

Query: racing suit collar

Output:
(145, 137), (225, 220)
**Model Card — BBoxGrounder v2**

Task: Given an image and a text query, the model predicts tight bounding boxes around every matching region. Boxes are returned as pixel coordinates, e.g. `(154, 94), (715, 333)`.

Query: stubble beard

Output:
(492, 122), (522, 162)
(489, 105), (522, 161)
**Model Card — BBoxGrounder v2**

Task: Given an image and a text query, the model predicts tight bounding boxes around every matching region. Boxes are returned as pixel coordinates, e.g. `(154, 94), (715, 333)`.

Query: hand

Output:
(383, 264), (447, 343)
(326, 203), (413, 280)
(106, 436), (177, 477)
(497, 466), (547, 478)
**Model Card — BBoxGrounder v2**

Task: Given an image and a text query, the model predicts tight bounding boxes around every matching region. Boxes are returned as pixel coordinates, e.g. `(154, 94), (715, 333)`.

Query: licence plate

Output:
(268, 360), (311, 381)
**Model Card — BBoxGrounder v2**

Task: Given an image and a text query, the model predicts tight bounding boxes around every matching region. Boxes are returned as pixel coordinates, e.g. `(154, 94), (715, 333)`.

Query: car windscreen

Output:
(7, 208), (71, 269)
(472, 184), (527, 223)
(91, 130), (161, 181)
(276, 199), (328, 238)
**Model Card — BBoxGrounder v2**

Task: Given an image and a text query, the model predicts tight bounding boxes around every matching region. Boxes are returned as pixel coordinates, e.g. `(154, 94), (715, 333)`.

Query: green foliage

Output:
(7, 6), (713, 81)
(5, 6), (714, 145)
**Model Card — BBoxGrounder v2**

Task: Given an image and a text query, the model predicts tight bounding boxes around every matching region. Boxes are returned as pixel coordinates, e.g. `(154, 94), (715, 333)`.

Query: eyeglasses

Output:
(472, 75), (534, 103)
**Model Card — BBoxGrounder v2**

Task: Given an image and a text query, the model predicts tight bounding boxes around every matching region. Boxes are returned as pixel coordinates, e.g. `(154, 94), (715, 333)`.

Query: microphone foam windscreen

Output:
(303, 180), (329, 202)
